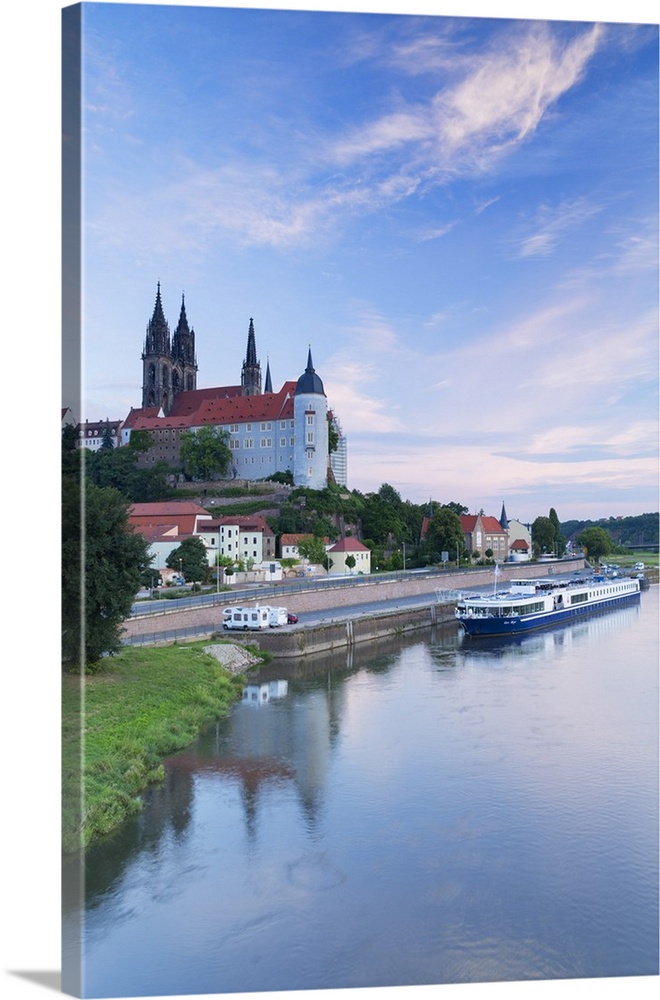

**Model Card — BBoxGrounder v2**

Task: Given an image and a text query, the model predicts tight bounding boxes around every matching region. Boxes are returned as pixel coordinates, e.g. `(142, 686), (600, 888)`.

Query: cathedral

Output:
(141, 283), (198, 412)
(126, 284), (345, 489)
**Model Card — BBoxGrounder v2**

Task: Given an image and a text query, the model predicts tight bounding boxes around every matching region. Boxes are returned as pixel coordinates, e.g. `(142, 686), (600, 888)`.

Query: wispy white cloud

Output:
(516, 198), (603, 258)
(329, 22), (604, 179)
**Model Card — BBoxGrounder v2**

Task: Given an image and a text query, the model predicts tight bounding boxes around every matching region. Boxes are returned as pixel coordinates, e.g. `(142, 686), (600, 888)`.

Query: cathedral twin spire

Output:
(141, 286), (283, 412)
(141, 283), (198, 412)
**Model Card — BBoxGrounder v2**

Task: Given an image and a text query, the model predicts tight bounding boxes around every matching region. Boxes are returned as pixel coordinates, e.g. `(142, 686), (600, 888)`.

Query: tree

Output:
(345, 554), (356, 573)
(328, 415), (339, 454)
(86, 445), (171, 503)
(128, 429), (153, 453)
(166, 537), (210, 583)
(531, 516), (556, 557)
(425, 506), (463, 562)
(297, 535), (328, 565)
(62, 478), (152, 668)
(360, 492), (403, 543)
(100, 419), (115, 450)
(179, 426), (232, 480)
(577, 526), (613, 563)
(549, 508), (566, 557)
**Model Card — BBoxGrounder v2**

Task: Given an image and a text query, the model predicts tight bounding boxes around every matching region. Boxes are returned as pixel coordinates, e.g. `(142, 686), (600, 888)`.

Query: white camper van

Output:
(222, 606), (270, 631)
(267, 606), (288, 627)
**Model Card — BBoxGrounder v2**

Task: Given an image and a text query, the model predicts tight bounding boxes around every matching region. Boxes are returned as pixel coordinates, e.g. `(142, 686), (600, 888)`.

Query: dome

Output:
(295, 348), (325, 395)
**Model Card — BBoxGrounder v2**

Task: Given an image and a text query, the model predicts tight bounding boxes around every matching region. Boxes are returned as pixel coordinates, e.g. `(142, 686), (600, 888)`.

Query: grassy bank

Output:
(62, 641), (253, 855)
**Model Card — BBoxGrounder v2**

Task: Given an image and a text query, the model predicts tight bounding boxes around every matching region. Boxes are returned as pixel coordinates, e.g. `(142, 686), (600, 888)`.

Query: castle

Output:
(123, 284), (346, 489)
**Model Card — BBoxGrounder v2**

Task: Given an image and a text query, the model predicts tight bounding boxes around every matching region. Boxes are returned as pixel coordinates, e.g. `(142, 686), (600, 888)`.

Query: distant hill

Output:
(561, 513), (659, 549)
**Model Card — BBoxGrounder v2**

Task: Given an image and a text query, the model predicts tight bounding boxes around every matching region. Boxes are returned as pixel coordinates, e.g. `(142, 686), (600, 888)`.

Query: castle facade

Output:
(125, 285), (343, 489)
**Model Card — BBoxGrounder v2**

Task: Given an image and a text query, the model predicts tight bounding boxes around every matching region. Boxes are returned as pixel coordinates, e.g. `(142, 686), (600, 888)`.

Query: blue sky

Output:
(72, 1), (658, 522)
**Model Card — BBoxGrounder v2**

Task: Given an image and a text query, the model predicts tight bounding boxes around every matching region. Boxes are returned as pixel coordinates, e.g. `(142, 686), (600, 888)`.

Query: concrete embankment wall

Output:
(245, 604), (456, 658)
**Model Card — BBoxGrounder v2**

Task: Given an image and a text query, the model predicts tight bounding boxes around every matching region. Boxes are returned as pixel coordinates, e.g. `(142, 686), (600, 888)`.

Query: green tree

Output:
(179, 426), (231, 480)
(360, 492), (403, 543)
(345, 554), (356, 572)
(425, 506), (463, 562)
(328, 415), (339, 454)
(100, 419), (115, 450)
(576, 526), (613, 563)
(531, 516), (556, 557)
(549, 507), (566, 557)
(86, 445), (170, 503)
(166, 537), (210, 583)
(62, 478), (152, 668)
(297, 535), (328, 565)
(128, 429), (153, 453)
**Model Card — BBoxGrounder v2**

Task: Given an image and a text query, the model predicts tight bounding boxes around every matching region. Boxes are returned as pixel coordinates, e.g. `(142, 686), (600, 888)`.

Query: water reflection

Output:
(73, 600), (658, 996)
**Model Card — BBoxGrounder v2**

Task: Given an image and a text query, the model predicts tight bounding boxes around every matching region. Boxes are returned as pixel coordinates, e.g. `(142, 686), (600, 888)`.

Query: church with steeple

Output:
(125, 284), (345, 488)
(141, 282), (198, 413)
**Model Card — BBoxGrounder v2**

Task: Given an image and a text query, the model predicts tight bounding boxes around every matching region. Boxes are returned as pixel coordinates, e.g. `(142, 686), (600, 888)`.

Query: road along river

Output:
(123, 560), (587, 653)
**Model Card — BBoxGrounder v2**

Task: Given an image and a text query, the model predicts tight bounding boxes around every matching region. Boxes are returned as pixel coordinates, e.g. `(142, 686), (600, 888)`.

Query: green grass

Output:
(62, 641), (251, 854)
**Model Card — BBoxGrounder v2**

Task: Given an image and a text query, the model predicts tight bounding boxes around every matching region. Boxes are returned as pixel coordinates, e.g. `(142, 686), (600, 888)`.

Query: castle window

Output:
(280, 438), (286, 447)
(246, 423), (252, 431)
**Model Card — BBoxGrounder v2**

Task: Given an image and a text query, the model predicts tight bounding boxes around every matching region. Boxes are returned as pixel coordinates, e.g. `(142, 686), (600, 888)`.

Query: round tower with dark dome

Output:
(293, 348), (328, 489)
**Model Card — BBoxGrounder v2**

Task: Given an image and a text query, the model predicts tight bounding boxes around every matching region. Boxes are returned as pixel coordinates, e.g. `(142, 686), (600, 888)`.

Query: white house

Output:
(326, 537), (371, 576)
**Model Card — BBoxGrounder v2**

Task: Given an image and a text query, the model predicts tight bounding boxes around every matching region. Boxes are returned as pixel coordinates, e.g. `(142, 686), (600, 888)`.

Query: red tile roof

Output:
(123, 382), (298, 431)
(329, 537), (370, 552)
(460, 515), (505, 533)
(123, 406), (162, 428)
(198, 515), (275, 536)
(127, 501), (212, 539)
(190, 382), (297, 425)
(168, 386), (243, 416)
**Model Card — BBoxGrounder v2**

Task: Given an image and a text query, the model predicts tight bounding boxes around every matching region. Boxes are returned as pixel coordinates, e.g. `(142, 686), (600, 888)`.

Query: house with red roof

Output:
(197, 515), (276, 567)
(279, 533), (332, 561)
(127, 502), (213, 579)
(459, 513), (509, 562)
(326, 537), (371, 576)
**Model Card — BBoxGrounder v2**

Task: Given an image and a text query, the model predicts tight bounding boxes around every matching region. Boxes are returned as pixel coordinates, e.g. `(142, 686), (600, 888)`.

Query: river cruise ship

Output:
(454, 574), (641, 637)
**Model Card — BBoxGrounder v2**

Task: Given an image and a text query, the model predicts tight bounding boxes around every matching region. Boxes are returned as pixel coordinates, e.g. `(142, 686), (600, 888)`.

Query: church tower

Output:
(240, 318), (262, 396)
(171, 294), (198, 395)
(141, 282), (172, 412)
(141, 284), (197, 414)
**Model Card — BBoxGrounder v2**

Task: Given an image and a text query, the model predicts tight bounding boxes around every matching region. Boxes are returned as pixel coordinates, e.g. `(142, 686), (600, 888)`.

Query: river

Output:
(65, 591), (659, 998)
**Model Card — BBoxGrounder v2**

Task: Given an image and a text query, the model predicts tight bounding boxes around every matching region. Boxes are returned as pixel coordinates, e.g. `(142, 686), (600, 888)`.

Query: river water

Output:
(67, 592), (658, 998)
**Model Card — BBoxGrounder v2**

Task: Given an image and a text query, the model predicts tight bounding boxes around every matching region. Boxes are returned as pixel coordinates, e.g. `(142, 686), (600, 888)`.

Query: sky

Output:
(68, 1), (659, 524)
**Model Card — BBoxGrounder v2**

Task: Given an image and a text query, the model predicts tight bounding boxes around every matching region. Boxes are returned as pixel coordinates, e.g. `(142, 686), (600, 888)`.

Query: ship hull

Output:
(458, 589), (641, 637)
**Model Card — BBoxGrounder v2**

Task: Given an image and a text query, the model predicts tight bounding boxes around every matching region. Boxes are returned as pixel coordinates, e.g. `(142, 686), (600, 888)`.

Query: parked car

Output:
(287, 613), (299, 624)
(634, 562), (645, 571)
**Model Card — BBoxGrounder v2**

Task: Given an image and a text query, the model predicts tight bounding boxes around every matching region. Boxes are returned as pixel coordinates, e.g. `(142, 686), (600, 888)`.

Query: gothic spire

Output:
(241, 317), (261, 396)
(246, 318), (258, 365)
(172, 292), (195, 365)
(145, 281), (170, 355)
(500, 501), (509, 530)
(264, 358), (273, 393)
